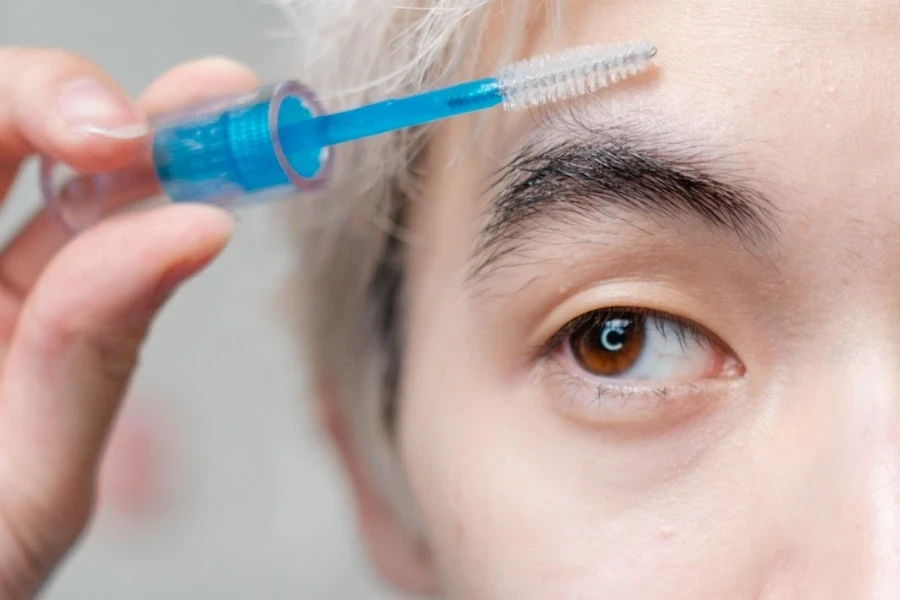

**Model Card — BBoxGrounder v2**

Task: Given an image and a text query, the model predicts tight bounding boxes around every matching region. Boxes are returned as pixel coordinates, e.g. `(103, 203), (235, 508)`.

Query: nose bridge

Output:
(788, 349), (900, 596)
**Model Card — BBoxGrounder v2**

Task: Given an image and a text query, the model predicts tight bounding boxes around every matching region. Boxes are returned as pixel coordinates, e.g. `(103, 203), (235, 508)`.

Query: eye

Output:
(560, 308), (742, 383)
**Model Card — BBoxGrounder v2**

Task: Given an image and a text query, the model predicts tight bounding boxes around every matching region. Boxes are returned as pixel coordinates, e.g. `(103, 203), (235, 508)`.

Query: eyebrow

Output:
(470, 122), (779, 278)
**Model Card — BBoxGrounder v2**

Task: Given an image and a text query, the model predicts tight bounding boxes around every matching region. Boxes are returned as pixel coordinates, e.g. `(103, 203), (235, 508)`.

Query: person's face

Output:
(382, 0), (900, 597)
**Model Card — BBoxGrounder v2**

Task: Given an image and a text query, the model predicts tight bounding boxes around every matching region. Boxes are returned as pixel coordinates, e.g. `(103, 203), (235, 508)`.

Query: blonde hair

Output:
(278, 0), (556, 531)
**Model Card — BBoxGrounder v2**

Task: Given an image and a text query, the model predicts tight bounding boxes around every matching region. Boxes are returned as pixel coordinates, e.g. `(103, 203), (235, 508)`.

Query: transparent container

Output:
(41, 80), (334, 231)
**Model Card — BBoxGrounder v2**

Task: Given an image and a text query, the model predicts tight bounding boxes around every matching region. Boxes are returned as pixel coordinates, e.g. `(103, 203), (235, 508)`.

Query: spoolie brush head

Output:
(497, 40), (657, 111)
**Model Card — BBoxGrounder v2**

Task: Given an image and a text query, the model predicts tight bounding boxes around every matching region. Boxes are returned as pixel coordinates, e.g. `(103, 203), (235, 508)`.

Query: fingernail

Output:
(58, 78), (148, 140)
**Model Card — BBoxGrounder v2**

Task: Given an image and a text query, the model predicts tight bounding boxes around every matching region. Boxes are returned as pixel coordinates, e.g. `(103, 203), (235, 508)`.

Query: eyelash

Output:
(538, 306), (711, 361)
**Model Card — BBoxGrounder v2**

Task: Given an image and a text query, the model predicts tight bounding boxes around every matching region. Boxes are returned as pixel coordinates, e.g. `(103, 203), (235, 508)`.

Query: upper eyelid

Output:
(538, 307), (711, 362)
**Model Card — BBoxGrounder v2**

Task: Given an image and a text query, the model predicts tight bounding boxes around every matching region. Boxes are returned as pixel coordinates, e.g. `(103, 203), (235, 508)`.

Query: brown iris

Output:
(569, 311), (646, 376)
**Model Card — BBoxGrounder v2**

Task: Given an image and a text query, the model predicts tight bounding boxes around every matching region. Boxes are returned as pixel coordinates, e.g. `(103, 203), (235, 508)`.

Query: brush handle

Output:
(40, 80), (333, 231)
(281, 78), (502, 151)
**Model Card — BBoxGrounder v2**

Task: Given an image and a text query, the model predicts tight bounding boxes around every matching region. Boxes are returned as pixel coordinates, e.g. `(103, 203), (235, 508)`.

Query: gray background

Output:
(1, 1), (405, 598)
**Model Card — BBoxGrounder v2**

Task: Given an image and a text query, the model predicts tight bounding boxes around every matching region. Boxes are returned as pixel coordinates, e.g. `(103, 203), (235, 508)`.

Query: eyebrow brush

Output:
(40, 40), (657, 230)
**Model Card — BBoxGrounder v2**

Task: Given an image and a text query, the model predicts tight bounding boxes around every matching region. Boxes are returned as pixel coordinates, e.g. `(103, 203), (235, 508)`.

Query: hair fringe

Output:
(275, 0), (555, 535)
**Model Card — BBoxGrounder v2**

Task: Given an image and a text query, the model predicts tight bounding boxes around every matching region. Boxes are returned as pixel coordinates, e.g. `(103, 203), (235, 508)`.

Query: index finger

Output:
(0, 47), (148, 181)
(0, 57), (260, 299)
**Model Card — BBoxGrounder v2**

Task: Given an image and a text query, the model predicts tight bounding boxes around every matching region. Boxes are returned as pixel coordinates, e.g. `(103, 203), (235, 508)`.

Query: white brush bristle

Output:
(497, 40), (657, 111)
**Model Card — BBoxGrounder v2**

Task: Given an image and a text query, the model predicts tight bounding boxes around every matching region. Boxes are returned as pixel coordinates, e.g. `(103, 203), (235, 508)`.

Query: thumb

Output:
(0, 204), (234, 595)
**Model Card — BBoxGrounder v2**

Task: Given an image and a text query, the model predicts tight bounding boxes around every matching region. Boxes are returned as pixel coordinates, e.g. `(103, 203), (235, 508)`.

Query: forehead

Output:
(508, 0), (900, 167)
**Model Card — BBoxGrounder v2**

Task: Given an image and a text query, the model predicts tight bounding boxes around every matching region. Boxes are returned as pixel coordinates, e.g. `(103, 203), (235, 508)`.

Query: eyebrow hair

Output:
(471, 122), (779, 278)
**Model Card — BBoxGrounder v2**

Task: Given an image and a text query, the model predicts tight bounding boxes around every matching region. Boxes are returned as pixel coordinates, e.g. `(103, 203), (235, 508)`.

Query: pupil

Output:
(600, 323), (628, 351)
(570, 311), (646, 376)
(597, 318), (632, 353)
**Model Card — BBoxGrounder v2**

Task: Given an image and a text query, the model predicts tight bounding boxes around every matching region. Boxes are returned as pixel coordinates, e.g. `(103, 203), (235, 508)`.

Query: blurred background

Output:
(1, 1), (406, 598)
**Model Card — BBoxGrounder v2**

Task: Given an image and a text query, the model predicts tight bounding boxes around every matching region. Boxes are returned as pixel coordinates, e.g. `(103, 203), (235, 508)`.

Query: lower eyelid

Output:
(540, 357), (738, 431)
(565, 381), (729, 431)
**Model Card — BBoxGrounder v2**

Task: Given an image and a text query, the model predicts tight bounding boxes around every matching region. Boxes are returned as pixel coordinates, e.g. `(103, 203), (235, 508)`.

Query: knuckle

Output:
(24, 297), (88, 362)
(20, 48), (100, 88)
(1, 47), (107, 106)
(0, 46), (38, 65)
(25, 295), (149, 381)
(0, 46), (119, 159)
(1, 46), (93, 77)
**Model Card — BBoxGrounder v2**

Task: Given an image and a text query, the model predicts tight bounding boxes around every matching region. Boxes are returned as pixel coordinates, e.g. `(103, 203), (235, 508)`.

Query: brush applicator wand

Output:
(40, 41), (657, 230)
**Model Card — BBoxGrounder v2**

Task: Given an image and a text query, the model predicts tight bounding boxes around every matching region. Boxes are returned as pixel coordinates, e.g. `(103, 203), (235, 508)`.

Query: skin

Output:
(327, 0), (900, 598)
(0, 50), (259, 597)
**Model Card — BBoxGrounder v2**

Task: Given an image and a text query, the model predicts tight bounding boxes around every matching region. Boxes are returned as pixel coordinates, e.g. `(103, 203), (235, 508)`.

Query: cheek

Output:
(398, 357), (778, 597)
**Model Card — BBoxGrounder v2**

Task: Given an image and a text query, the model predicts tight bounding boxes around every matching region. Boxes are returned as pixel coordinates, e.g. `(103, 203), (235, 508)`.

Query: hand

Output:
(0, 49), (259, 598)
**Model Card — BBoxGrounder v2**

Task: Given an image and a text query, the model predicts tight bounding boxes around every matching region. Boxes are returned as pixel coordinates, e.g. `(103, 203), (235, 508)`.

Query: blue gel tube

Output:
(39, 39), (660, 230)
(41, 78), (503, 230)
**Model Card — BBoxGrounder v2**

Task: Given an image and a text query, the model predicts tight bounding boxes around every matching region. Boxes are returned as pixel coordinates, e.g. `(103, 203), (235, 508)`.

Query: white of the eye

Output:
(606, 316), (710, 381)
(600, 318), (632, 351)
